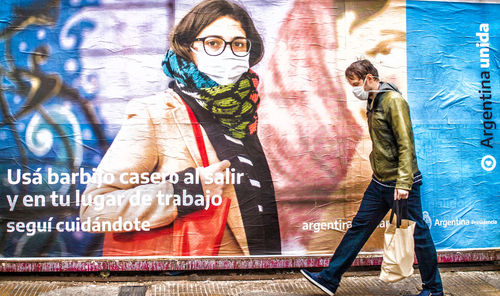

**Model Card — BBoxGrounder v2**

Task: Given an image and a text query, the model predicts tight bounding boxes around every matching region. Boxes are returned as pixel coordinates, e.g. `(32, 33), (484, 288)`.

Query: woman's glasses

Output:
(193, 36), (251, 57)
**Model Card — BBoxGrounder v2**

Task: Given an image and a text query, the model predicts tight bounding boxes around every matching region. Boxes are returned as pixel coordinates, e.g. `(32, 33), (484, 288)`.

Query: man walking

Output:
(300, 59), (443, 296)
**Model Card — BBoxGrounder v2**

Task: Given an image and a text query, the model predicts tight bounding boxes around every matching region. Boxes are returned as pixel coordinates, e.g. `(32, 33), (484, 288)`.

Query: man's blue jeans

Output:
(319, 177), (443, 294)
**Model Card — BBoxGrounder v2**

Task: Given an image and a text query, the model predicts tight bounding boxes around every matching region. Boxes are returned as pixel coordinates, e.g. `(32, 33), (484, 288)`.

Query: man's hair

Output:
(169, 0), (264, 67)
(345, 59), (379, 80)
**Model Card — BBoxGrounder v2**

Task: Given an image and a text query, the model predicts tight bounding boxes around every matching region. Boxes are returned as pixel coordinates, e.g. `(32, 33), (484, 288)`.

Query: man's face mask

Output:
(352, 76), (369, 100)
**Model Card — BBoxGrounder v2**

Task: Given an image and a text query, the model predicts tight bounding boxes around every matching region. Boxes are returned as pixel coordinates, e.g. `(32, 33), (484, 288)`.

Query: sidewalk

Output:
(0, 268), (498, 295)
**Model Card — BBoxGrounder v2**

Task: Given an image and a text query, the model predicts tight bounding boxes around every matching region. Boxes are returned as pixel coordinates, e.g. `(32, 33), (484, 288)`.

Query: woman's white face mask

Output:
(191, 16), (250, 85)
(192, 47), (249, 85)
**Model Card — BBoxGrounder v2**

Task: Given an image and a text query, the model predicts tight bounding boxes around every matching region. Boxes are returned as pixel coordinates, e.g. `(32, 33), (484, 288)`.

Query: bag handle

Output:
(182, 100), (210, 168)
(390, 199), (409, 228)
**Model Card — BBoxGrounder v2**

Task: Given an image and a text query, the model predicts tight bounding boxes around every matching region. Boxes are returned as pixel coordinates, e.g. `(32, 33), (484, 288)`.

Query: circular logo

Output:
(423, 211), (432, 229)
(481, 155), (496, 171)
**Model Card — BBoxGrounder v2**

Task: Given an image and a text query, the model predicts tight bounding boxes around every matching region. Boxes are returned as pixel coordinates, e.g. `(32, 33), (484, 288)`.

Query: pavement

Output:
(0, 266), (499, 296)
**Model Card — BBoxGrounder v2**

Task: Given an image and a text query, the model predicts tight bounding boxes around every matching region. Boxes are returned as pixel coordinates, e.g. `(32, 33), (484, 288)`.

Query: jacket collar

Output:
(367, 81), (401, 112)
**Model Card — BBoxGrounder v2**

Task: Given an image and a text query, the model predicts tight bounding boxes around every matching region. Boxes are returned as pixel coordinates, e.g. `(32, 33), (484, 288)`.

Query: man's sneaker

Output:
(406, 290), (444, 296)
(300, 269), (337, 296)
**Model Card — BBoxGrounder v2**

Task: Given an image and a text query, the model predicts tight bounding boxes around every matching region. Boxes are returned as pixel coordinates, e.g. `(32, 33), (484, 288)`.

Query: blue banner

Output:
(407, 0), (499, 249)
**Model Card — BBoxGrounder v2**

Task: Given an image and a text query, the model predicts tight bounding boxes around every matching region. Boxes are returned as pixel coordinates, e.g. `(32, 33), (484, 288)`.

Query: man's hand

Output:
(394, 188), (409, 200)
(196, 160), (231, 196)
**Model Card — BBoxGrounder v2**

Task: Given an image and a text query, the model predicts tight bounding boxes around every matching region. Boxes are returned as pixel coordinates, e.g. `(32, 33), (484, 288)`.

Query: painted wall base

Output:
(0, 250), (498, 273)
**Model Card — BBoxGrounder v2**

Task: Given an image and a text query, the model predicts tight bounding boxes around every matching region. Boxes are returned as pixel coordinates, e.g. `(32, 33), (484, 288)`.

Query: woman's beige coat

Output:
(80, 89), (248, 256)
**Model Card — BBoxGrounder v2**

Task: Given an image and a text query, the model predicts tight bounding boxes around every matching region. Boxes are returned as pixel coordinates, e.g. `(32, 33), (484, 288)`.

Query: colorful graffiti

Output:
(0, 0), (110, 256)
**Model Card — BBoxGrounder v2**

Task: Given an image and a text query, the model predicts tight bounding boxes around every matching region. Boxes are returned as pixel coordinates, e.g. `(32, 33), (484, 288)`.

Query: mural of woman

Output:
(258, 0), (405, 254)
(81, 0), (281, 256)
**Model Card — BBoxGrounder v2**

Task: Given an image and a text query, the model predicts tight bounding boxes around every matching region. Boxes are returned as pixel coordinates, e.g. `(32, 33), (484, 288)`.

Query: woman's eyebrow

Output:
(225, 36), (248, 41)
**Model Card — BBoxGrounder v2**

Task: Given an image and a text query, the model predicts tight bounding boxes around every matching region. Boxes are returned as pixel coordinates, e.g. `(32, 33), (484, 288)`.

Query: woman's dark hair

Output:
(170, 0), (264, 67)
(345, 59), (379, 81)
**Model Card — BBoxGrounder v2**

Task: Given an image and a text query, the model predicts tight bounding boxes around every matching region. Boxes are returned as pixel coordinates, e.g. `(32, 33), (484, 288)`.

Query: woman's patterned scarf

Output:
(162, 50), (260, 139)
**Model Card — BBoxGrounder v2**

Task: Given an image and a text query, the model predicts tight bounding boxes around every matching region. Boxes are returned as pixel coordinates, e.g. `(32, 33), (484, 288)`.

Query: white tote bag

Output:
(380, 199), (416, 283)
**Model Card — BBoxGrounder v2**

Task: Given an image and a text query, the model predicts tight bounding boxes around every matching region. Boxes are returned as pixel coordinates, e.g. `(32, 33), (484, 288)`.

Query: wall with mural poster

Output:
(0, 0), (498, 261)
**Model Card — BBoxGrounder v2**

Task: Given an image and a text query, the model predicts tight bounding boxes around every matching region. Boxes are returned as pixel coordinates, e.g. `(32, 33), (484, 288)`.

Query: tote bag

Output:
(172, 101), (231, 256)
(380, 199), (416, 283)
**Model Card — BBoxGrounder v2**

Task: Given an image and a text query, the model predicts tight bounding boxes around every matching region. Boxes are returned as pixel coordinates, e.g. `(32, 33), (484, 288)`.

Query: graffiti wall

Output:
(0, 0), (498, 259)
